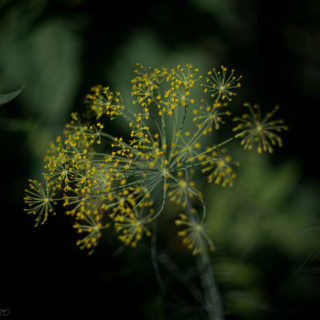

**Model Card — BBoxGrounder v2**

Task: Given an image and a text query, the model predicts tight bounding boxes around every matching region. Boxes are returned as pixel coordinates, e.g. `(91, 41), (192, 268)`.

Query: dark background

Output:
(1, 0), (320, 318)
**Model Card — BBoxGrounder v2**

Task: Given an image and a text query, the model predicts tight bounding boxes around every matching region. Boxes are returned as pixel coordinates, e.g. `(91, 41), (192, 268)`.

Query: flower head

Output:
(73, 205), (108, 255)
(175, 213), (215, 255)
(24, 180), (56, 226)
(115, 206), (152, 248)
(201, 66), (242, 102)
(85, 85), (124, 120)
(233, 103), (289, 154)
(166, 170), (200, 207)
(164, 64), (202, 107)
(193, 100), (231, 133)
(200, 148), (240, 187)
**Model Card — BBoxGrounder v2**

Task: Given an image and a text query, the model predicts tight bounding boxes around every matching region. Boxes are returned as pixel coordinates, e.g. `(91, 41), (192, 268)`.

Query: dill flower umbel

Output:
(24, 180), (56, 227)
(200, 148), (240, 187)
(115, 206), (152, 247)
(233, 103), (289, 154)
(193, 100), (230, 133)
(175, 213), (215, 255)
(73, 207), (106, 256)
(201, 65), (242, 102)
(23, 63), (287, 255)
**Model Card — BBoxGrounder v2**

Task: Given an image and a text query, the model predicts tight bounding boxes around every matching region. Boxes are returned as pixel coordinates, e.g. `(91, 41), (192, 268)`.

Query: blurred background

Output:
(1, 0), (320, 318)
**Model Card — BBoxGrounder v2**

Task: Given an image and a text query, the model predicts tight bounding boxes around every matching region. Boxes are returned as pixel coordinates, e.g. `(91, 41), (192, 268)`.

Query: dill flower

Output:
(166, 172), (200, 208)
(85, 85), (125, 120)
(115, 207), (152, 247)
(164, 64), (202, 107)
(201, 65), (242, 102)
(131, 64), (168, 108)
(233, 103), (289, 154)
(175, 213), (215, 255)
(200, 148), (240, 187)
(24, 180), (56, 226)
(23, 62), (287, 258)
(44, 157), (71, 190)
(73, 207), (108, 255)
(193, 100), (230, 133)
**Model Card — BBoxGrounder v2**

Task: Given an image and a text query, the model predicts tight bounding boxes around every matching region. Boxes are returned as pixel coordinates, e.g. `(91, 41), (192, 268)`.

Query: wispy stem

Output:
(185, 202), (224, 320)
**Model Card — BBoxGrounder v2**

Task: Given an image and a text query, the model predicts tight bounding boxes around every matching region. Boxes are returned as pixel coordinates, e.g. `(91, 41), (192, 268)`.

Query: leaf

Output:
(0, 85), (25, 106)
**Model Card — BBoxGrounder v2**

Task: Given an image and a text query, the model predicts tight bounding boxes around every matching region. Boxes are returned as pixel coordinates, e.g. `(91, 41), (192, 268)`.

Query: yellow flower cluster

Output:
(175, 213), (215, 255)
(233, 103), (289, 154)
(85, 85), (124, 120)
(201, 66), (242, 102)
(24, 63), (287, 255)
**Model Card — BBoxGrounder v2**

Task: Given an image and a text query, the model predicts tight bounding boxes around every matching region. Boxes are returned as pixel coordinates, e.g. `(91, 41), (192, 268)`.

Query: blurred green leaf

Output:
(0, 116), (33, 133)
(205, 149), (319, 257)
(0, 85), (25, 106)
(0, 10), (83, 180)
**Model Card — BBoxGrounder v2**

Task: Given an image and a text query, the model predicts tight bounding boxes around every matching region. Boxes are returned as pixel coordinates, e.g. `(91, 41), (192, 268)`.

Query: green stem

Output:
(196, 245), (224, 320)
(185, 202), (224, 320)
(169, 104), (188, 167)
